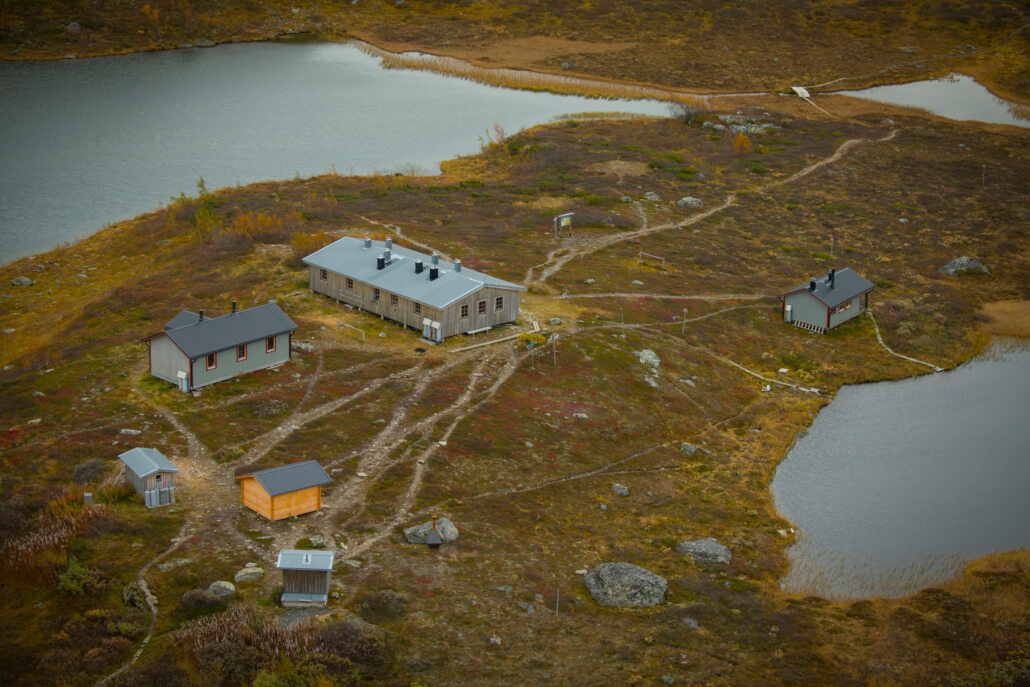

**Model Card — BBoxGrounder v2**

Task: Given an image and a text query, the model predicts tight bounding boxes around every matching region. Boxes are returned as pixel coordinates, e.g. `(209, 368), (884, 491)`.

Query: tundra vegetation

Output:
(0, 103), (1027, 686)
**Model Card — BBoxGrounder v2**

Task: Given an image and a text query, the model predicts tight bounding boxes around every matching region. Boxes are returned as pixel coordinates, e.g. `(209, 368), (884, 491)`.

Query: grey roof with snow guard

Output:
(780, 268), (874, 309)
(159, 302), (297, 359)
(277, 549), (336, 571)
(118, 447), (179, 478)
(238, 460), (331, 497)
(303, 237), (525, 310)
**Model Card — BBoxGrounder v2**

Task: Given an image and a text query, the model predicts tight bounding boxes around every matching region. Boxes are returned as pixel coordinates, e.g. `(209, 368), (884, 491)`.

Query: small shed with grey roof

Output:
(118, 447), (179, 508)
(303, 236), (526, 341)
(143, 301), (298, 392)
(779, 268), (875, 333)
(235, 460), (332, 521)
(277, 549), (336, 607)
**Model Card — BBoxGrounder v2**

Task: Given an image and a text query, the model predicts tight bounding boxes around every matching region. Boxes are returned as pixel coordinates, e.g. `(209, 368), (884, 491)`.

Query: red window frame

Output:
(236, 344), (247, 362)
(206, 352), (217, 370)
(265, 336), (276, 353)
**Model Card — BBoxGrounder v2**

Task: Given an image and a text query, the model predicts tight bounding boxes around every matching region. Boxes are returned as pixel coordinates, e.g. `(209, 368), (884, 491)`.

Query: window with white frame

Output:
(236, 344), (247, 362)
(265, 336), (276, 353)
(391, 294), (399, 307)
(345, 277), (354, 290)
(460, 304), (469, 319)
(495, 296), (504, 311)
(477, 299), (487, 315)
(206, 353), (217, 370)
(413, 302), (421, 315)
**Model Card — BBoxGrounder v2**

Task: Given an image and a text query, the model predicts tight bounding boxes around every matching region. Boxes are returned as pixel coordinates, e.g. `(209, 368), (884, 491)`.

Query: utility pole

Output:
(552, 334), (558, 366)
(682, 307), (688, 335)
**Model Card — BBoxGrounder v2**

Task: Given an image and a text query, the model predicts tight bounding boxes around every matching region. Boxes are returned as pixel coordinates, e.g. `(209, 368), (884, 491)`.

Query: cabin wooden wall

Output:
(283, 569), (331, 595)
(239, 477), (273, 519)
(270, 486), (321, 521)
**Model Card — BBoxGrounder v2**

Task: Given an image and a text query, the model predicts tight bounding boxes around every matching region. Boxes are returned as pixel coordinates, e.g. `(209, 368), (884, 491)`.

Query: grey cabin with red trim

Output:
(143, 301), (298, 391)
(779, 268), (874, 333)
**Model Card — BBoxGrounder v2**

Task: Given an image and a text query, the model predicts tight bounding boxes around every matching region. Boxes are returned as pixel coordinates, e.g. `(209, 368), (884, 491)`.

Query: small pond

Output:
(0, 40), (669, 263)
(771, 338), (1030, 600)
(843, 72), (1029, 128)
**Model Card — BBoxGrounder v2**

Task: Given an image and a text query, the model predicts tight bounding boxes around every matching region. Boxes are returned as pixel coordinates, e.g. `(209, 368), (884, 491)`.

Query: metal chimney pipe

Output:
(377, 254), (385, 270)
(808, 279), (816, 291)
(430, 266), (439, 281)
(364, 237), (372, 249)
(415, 259), (423, 274)
(385, 237), (393, 250)
(198, 309), (204, 321)
(432, 253), (439, 266)
(828, 268), (835, 287)
(384, 248), (392, 263)
(231, 300), (237, 314)
(454, 259), (462, 273)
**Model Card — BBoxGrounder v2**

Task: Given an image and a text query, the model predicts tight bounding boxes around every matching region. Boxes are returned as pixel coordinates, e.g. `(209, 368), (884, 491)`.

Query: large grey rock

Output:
(939, 256), (989, 276)
(643, 191), (660, 201)
(307, 534), (327, 548)
(195, 39), (216, 47)
(234, 566), (264, 582)
(66, 22), (81, 31)
(676, 538), (732, 564)
(404, 517), (459, 544)
(635, 349), (660, 367)
(611, 483), (629, 497)
(207, 580), (236, 598)
(10, 277), (34, 286)
(679, 442), (700, 456)
(585, 562), (667, 607)
(677, 196), (703, 209)
(122, 583), (147, 610)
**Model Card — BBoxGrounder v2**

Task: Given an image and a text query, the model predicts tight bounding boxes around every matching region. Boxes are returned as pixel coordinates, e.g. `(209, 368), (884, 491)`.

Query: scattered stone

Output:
(517, 601), (535, 615)
(122, 583), (147, 610)
(778, 368), (789, 374)
(584, 278), (596, 284)
(195, 39), (216, 47)
(10, 277), (34, 287)
(489, 634), (502, 646)
(584, 562), (667, 607)
(207, 580), (236, 598)
(119, 428), (141, 435)
(330, 591), (339, 599)
(679, 442), (699, 456)
(575, 568), (588, 575)
(882, 118), (896, 127)
(66, 22), (81, 31)
(548, 317), (563, 325)
(156, 557), (192, 572)
(32, 391), (44, 397)
(682, 617), (700, 630)
(898, 217), (910, 223)
(305, 534), (326, 548)
(27, 418), (41, 425)
(599, 503), (607, 512)
(630, 279), (644, 286)
(677, 196), (703, 209)
(524, 441), (534, 448)
(234, 566), (264, 582)
(378, 332), (387, 338)
(939, 256), (989, 276)
(403, 517), (459, 544)
(342, 559), (363, 568)
(676, 538), (732, 564)
(620, 196), (632, 203)
(635, 349), (660, 367)
(611, 483), (629, 497)
(573, 412), (589, 420)
(497, 585), (513, 593)
(661, 677), (677, 685)
(63, 54), (76, 60)
(900, 47), (918, 54)
(4, 329), (16, 335)
(255, 399), (290, 417)
(292, 341), (315, 351)
(643, 191), (660, 201)
(245, 562), (257, 568)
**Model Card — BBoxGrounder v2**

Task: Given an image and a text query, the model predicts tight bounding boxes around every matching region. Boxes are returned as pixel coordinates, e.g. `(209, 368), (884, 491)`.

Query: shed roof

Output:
(237, 460), (332, 497)
(277, 549), (336, 571)
(118, 447), (179, 478)
(303, 237), (525, 310)
(780, 268), (874, 309)
(152, 302), (297, 359)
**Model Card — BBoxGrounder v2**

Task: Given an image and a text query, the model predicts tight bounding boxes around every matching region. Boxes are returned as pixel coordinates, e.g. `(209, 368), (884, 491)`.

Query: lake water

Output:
(771, 339), (1030, 600)
(843, 72), (1030, 128)
(0, 40), (669, 263)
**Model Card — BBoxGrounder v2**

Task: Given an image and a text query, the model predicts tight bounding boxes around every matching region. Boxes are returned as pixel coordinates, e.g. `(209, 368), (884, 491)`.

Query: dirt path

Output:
(527, 130), (901, 286)
(561, 292), (768, 301)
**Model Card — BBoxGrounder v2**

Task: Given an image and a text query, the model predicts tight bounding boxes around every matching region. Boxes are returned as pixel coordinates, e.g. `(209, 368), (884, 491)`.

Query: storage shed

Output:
(779, 268), (875, 333)
(277, 549), (336, 607)
(143, 301), (298, 392)
(236, 460), (332, 521)
(303, 236), (525, 342)
(118, 447), (179, 508)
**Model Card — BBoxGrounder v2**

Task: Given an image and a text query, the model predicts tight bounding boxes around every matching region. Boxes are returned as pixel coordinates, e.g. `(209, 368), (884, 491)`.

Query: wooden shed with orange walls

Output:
(236, 461), (332, 521)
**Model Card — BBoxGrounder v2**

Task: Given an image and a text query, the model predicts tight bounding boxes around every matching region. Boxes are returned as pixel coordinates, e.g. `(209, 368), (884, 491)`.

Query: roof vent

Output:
(384, 248), (392, 263)
(415, 259), (423, 274)
(377, 254), (385, 270)
(198, 309), (204, 321)
(809, 279), (816, 291)
(364, 237), (372, 249)
(385, 237), (393, 250)
(303, 553), (311, 565)
(828, 268), (835, 288)
(429, 266), (439, 281)
(231, 300), (237, 314)
(431, 253), (439, 266)
(454, 259), (462, 273)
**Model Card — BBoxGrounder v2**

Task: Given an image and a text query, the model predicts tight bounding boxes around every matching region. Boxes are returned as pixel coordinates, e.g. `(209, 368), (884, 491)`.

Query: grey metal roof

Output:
(277, 549), (336, 571)
(239, 460), (331, 497)
(303, 237), (526, 310)
(161, 302), (297, 359)
(118, 447), (179, 478)
(781, 268), (874, 309)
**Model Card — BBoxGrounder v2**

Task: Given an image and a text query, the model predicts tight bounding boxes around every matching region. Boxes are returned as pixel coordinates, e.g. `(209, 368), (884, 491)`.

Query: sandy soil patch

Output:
(977, 300), (1030, 337)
